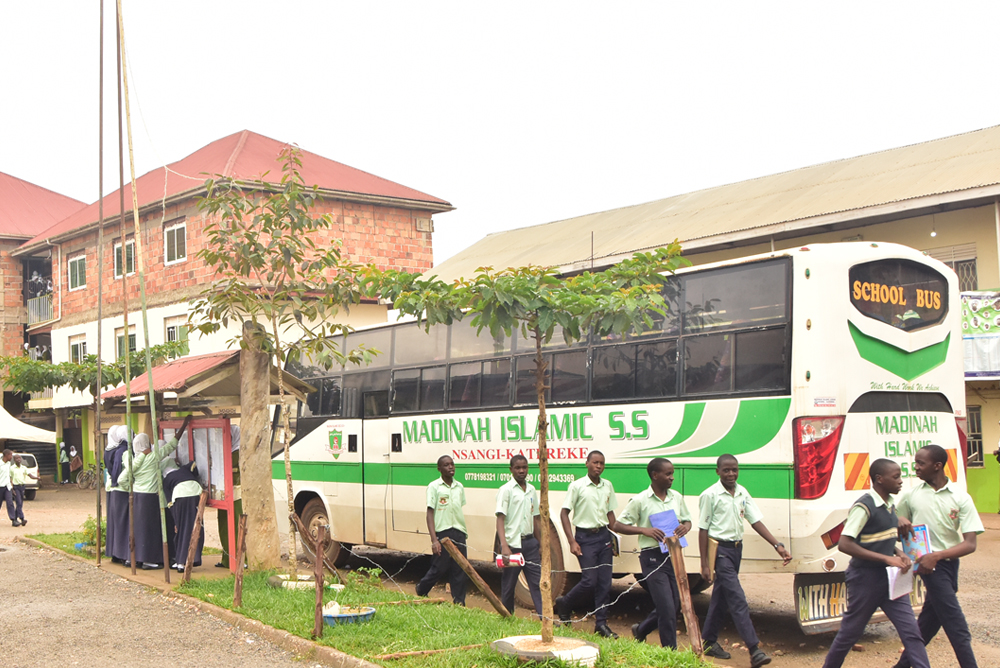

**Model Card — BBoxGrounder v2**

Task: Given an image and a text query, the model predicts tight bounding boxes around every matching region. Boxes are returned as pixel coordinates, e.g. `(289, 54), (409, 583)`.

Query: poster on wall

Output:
(962, 292), (1000, 379)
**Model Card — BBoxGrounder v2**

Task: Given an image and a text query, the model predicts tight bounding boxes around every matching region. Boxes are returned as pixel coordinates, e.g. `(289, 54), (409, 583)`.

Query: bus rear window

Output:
(849, 259), (948, 331)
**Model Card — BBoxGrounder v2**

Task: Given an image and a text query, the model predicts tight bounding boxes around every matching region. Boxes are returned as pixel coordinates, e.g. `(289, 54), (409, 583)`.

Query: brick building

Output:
(4, 130), (452, 461)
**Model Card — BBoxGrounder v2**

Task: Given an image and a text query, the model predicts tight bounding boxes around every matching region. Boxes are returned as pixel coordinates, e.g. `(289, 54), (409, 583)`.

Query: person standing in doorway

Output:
(892, 444), (984, 668)
(821, 459), (929, 668)
(557, 450), (618, 638)
(699, 454), (790, 667)
(496, 454), (543, 616)
(415, 455), (468, 605)
(59, 442), (70, 484)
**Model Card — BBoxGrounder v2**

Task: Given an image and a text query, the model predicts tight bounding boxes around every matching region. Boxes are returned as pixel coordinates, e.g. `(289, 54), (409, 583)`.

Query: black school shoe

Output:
(594, 623), (618, 639)
(554, 596), (571, 624)
(750, 647), (772, 667)
(631, 623), (646, 642)
(704, 641), (732, 659)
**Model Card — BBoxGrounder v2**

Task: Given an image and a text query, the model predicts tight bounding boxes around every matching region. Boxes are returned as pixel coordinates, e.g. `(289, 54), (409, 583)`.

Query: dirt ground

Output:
(0, 485), (317, 667)
(6, 482), (1000, 667)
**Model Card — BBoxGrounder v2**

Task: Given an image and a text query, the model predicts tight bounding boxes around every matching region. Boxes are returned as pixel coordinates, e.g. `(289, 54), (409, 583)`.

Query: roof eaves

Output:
(555, 181), (1000, 274)
(12, 183), (210, 257)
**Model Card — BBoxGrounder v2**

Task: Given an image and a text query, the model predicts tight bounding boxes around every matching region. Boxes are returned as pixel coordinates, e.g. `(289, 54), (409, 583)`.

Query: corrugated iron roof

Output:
(430, 124), (1000, 281)
(19, 130), (452, 253)
(101, 351), (237, 399)
(0, 172), (85, 239)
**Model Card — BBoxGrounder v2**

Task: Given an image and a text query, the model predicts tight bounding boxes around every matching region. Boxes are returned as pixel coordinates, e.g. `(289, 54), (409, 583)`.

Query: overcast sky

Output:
(3, 2), (1000, 265)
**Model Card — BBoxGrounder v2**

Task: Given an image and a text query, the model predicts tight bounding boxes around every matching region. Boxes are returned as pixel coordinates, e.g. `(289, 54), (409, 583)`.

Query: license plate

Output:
(794, 571), (926, 635)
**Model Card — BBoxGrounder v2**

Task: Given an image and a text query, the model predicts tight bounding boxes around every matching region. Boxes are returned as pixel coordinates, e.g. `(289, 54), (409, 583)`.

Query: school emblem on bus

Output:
(328, 427), (344, 459)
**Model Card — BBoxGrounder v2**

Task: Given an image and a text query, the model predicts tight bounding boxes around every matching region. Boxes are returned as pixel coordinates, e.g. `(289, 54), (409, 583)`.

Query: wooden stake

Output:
(667, 537), (702, 655)
(289, 513), (343, 584)
(439, 537), (510, 617)
(233, 514), (248, 607)
(313, 524), (327, 639)
(183, 491), (209, 582)
(373, 644), (485, 660)
(379, 598), (448, 606)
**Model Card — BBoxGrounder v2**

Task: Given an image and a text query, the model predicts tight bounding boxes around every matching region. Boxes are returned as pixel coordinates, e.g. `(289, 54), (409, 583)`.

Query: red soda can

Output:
(496, 553), (526, 568)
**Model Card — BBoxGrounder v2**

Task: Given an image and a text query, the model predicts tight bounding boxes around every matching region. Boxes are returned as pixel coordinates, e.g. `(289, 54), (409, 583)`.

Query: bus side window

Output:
(348, 435), (358, 453)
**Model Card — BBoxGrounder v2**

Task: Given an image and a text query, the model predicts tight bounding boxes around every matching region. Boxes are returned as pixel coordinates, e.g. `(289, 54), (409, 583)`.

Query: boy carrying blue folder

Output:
(614, 457), (690, 649)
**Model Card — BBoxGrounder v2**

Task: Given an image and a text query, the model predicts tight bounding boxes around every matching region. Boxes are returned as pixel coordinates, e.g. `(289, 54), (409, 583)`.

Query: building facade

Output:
(4, 130), (452, 467)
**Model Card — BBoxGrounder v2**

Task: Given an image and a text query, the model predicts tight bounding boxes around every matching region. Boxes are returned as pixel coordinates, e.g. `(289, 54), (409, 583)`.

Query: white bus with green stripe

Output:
(275, 241), (966, 632)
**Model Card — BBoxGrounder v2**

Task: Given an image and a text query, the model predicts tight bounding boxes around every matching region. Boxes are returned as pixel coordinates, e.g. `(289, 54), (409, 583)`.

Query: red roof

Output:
(101, 351), (237, 400)
(0, 172), (85, 239)
(21, 130), (452, 251)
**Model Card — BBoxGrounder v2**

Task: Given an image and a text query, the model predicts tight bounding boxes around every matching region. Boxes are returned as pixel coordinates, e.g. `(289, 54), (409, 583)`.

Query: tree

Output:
(190, 146), (372, 572)
(368, 244), (688, 643)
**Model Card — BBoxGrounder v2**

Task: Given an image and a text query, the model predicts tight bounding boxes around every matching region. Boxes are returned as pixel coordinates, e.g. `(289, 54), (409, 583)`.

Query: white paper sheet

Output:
(887, 566), (913, 600)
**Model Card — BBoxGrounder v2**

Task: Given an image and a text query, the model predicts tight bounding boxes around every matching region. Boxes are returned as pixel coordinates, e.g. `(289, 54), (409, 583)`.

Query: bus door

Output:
(361, 391), (390, 546)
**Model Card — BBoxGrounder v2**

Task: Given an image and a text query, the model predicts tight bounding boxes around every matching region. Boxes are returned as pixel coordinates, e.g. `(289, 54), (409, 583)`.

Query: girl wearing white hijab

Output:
(104, 425), (131, 564)
(117, 432), (164, 569)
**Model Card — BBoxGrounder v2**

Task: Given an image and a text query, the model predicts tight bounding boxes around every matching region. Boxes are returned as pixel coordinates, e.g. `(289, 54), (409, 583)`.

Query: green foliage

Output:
(0, 340), (187, 395)
(179, 572), (709, 667)
(190, 146), (370, 370)
(80, 514), (106, 546)
(369, 243), (690, 346)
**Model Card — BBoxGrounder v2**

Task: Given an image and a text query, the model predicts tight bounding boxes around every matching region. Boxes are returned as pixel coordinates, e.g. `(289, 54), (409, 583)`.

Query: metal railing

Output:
(30, 387), (53, 401)
(27, 294), (53, 325)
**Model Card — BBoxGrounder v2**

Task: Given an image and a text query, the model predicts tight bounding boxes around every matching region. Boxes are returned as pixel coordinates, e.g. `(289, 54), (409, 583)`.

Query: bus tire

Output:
(513, 522), (568, 611)
(24, 489), (36, 501)
(299, 497), (352, 568)
(688, 573), (711, 594)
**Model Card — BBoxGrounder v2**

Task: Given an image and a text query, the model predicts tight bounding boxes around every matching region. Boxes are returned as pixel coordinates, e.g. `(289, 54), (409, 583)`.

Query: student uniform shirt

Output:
(0, 460), (11, 489)
(427, 477), (467, 534)
(897, 480), (984, 552)
(698, 480), (763, 541)
(118, 449), (162, 494)
(562, 476), (616, 529)
(158, 438), (202, 502)
(10, 465), (30, 486)
(496, 478), (539, 549)
(618, 486), (692, 550)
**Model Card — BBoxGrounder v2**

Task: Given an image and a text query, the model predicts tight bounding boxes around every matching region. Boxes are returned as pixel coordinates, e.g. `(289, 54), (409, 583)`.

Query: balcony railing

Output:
(27, 294), (52, 325)
(30, 387), (53, 401)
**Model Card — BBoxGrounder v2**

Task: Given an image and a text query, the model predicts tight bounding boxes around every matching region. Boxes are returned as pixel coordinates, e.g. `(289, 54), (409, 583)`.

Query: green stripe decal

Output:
(676, 397), (791, 459)
(628, 402), (705, 454)
(274, 460), (794, 499)
(849, 321), (949, 381)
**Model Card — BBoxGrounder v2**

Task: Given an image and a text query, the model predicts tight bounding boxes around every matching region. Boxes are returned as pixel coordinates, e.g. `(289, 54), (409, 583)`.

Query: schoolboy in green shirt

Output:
(496, 454), (542, 616)
(699, 454), (790, 667)
(893, 444), (984, 668)
(557, 450), (618, 638)
(415, 455), (468, 605)
(10, 454), (38, 527)
(614, 457), (691, 649)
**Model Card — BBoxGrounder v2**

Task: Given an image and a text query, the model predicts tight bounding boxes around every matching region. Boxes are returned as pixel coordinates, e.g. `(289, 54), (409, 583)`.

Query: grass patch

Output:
(28, 532), (97, 561)
(178, 570), (709, 667)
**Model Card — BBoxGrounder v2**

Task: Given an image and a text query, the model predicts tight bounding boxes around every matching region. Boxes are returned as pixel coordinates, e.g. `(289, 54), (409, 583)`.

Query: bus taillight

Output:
(956, 416), (969, 470)
(793, 417), (845, 500)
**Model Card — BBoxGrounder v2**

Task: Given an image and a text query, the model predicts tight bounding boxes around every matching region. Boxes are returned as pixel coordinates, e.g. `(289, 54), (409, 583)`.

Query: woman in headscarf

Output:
(118, 432), (165, 569)
(104, 425), (131, 563)
(159, 417), (204, 572)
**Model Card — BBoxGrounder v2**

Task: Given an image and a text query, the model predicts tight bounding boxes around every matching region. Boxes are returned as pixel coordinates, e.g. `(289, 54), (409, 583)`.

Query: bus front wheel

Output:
(299, 498), (352, 568)
(513, 522), (567, 611)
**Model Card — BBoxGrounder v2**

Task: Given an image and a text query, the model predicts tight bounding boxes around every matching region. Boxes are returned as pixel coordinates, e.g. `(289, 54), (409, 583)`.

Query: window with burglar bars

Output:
(925, 243), (978, 291)
(967, 405), (984, 468)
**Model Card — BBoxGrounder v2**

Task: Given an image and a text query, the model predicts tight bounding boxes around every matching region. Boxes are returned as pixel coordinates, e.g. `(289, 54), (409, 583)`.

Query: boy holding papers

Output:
(893, 444), (983, 668)
(614, 457), (691, 648)
(821, 458), (929, 668)
(699, 454), (790, 667)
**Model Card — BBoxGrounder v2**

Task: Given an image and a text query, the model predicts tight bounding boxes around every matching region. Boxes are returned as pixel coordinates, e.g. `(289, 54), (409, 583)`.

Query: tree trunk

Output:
(533, 326), (554, 644)
(239, 321), (281, 569)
